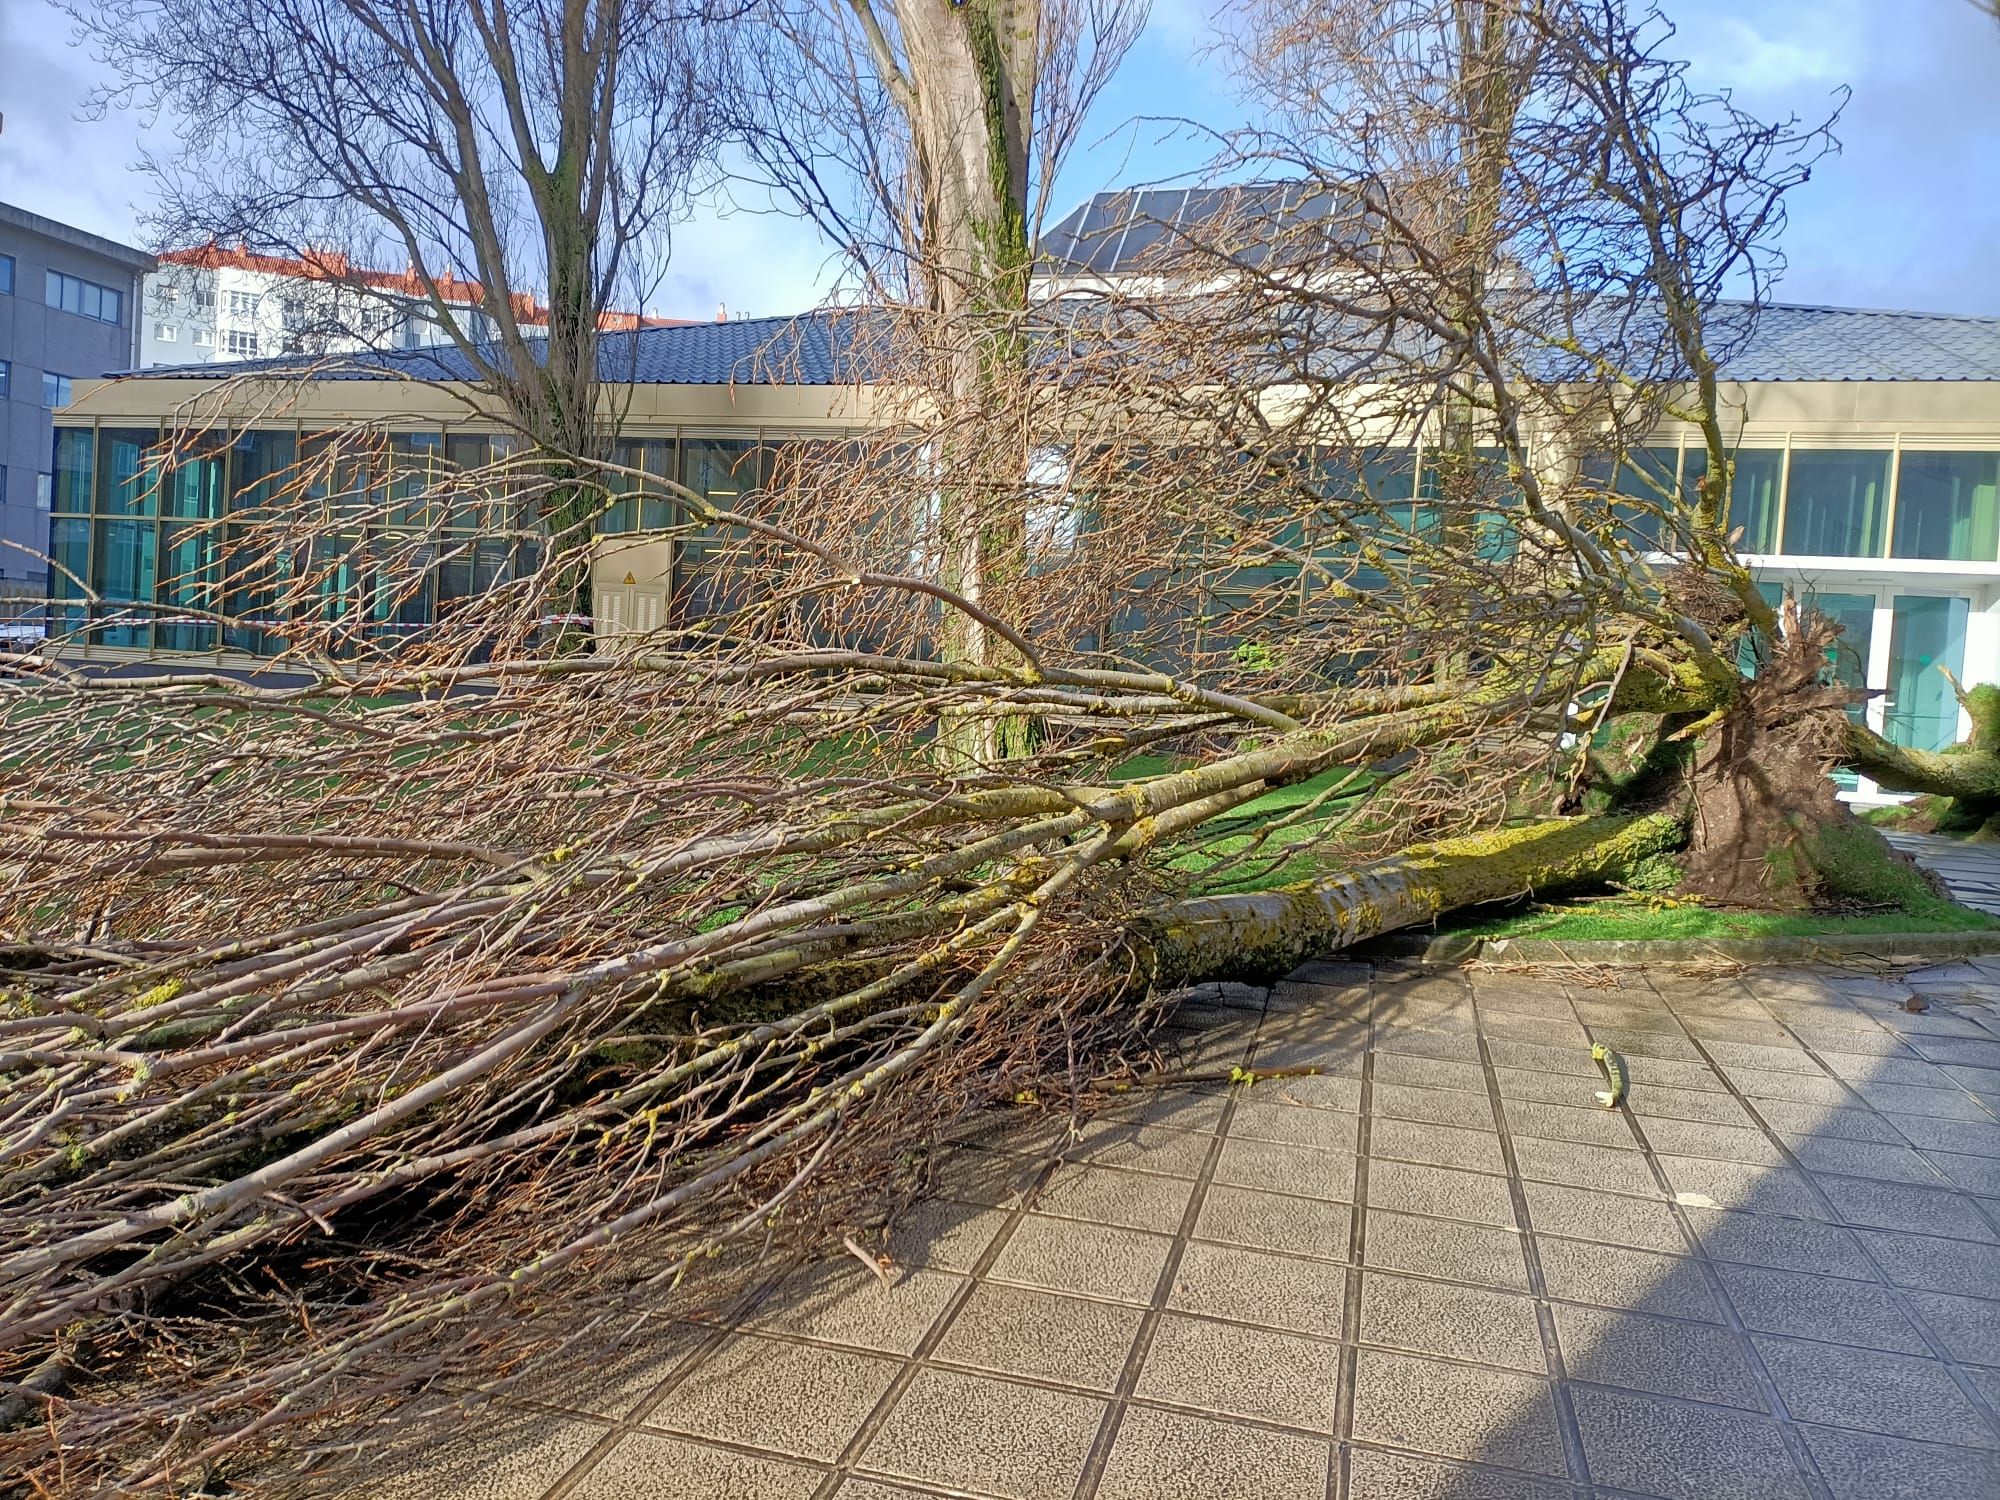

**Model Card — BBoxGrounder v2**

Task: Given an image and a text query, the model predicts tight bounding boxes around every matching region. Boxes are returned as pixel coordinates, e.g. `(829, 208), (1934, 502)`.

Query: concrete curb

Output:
(1352, 928), (2000, 968)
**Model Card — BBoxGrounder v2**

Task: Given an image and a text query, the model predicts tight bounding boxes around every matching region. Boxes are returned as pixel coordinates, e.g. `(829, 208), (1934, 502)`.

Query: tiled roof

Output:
(125, 311), (878, 386)
(114, 300), (2000, 388)
(1709, 303), (2000, 382)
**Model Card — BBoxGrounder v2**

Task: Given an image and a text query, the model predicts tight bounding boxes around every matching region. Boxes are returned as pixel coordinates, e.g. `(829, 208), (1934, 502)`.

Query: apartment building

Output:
(0, 202), (154, 599)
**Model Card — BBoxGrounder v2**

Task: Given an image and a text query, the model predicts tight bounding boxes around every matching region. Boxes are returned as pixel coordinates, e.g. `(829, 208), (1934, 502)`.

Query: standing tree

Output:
(71, 0), (737, 624)
(732, 0), (1147, 755)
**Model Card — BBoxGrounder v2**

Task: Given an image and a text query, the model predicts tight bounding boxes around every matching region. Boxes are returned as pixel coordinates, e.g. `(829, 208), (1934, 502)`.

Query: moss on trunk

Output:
(1135, 811), (1685, 988)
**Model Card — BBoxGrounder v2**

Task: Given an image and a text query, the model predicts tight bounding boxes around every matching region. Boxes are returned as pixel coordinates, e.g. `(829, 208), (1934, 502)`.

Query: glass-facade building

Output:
(39, 301), (2000, 803)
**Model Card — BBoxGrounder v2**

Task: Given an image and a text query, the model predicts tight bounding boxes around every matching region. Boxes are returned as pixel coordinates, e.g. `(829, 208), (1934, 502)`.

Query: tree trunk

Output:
(1844, 684), (2000, 837)
(1137, 811), (1684, 987)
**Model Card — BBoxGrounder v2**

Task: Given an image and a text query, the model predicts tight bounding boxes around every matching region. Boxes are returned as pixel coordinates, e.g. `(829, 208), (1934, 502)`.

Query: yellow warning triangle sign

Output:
(622, 572), (637, 586)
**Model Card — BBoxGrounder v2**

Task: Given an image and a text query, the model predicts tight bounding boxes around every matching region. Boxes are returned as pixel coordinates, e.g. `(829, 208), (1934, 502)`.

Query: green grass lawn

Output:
(1442, 891), (1998, 942)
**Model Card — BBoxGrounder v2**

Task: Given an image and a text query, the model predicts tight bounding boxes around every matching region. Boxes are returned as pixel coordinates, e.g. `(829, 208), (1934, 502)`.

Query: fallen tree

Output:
(0, 2), (1921, 1495)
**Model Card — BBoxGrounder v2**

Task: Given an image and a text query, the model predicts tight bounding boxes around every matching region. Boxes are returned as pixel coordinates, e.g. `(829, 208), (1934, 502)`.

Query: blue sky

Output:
(2, 0), (1994, 320)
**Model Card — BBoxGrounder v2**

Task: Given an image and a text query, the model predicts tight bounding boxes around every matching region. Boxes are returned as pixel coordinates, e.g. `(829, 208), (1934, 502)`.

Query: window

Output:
(42, 372), (73, 409)
(0, 253), (13, 294)
(155, 322), (178, 342)
(0, 360), (9, 400)
(194, 328), (214, 348)
(1892, 452), (2000, 562)
(225, 289), (259, 319)
(36, 474), (52, 511)
(223, 329), (261, 357)
(192, 285), (216, 315)
(1781, 450), (1891, 558)
(45, 270), (124, 325)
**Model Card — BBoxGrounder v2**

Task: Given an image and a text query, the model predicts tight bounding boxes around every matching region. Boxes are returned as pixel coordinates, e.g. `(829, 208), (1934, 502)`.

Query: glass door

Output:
(1885, 594), (1970, 751)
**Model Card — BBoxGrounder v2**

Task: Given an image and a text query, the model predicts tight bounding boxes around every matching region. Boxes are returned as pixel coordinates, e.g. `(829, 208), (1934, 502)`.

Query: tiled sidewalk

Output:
(1883, 829), (2000, 916)
(416, 961), (2000, 1500)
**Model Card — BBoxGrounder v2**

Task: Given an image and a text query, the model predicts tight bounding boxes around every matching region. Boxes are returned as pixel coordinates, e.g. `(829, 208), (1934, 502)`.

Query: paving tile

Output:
(1477, 1012), (1592, 1048)
(1360, 1272), (1545, 1372)
(1499, 1099), (1635, 1149)
(1372, 1082), (1497, 1131)
(1368, 1159), (1517, 1228)
(1369, 1116), (1507, 1174)
(1714, 1263), (1929, 1354)
(1490, 1065), (1607, 1107)
(1702, 1038), (1826, 1075)
(832, 1481), (955, 1500)
(1635, 1117), (1787, 1166)
(1373, 1051), (1490, 1094)
(1856, 1226), (2000, 1297)
(1067, 1121), (1214, 1178)
(1789, 1025), (1914, 1058)
(1682, 1206), (1875, 1278)
(1134, 1310), (1341, 1430)
(1348, 1349), (1567, 1478)
(1624, 1055), (1736, 1092)
(988, 1217), (1173, 1305)
(1534, 1238), (1720, 1320)
(1523, 1180), (1685, 1252)
(1507, 1135), (1661, 1198)
(1592, 1027), (1706, 1062)
(1818, 1052), (1953, 1089)
(883, 1198), (1012, 1274)
(1167, 1240), (1345, 1337)
(1799, 1425), (2000, 1500)
(1913, 1038), (2000, 1070)
(1375, 1023), (1482, 1058)
(922, 1147), (1046, 1209)
(1726, 1067), (1856, 1106)
(1256, 1024), (1372, 1074)
(1884, 1113), (2000, 1157)
(1931, 1150), (2000, 1197)
(1364, 1208), (1528, 1290)
(1816, 1173), (1998, 1241)
(1907, 1288), (2000, 1366)
(1750, 1098), (1910, 1144)
(1656, 1155), (1826, 1218)
(931, 1282), (1142, 1392)
(1288, 957), (1374, 987)
(1343, 1447), (1571, 1500)
(1848, 1088), (1992, 1120)
(1569, 1385), (1807, 1500)
(1194, 1182), (1352, 1261)
(643, 1334), (897, 1463)
(572, 1432), (821, 1500)
(387, 1412), (607, 1500)
(1260, 1071), (1366, 1111)
(1753, 1336), (1998, 1448)
(749, 1264), (964, 1356)
(1553, 1300), (1765, 1408)
(1469, 982), (1579, 1020)
(1211, 1136), (1356, 1201)
(1782, 1133), (1948, 1187)
(1626, 1083), (1758, 1127)
(1483, 1039), (1598, 1077)
(1098, 1405), (1331, 1500)
(1091, 1085), (1230, 1134)
(1231, 1098), (1363, 1151)
(859, 1369), (1105, 1500)
(1031, 1162), (1198, 1234)
(1942, 1064), (2000, 1098)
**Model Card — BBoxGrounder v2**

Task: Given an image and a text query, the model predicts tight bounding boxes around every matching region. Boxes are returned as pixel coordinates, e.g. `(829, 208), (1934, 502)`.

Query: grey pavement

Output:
(1883, 829), (2000, 916)
(405, 959), (2000, 1500)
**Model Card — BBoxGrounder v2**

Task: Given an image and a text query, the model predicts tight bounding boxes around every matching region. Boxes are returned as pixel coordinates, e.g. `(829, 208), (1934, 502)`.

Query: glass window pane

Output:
(1892, 452), (2000, 562)
(1886, 594), (1970, 752)
(158, 525), (219, 651)
(164, 442), (225, 519)
(97, 429), (160, 517)
(1688, 447), (1782, 554)
(1781, 450), (1890, 557)
(53, 428), (95, 512)
(231, 429), (297, 516)
(92, 518), (157, 648)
